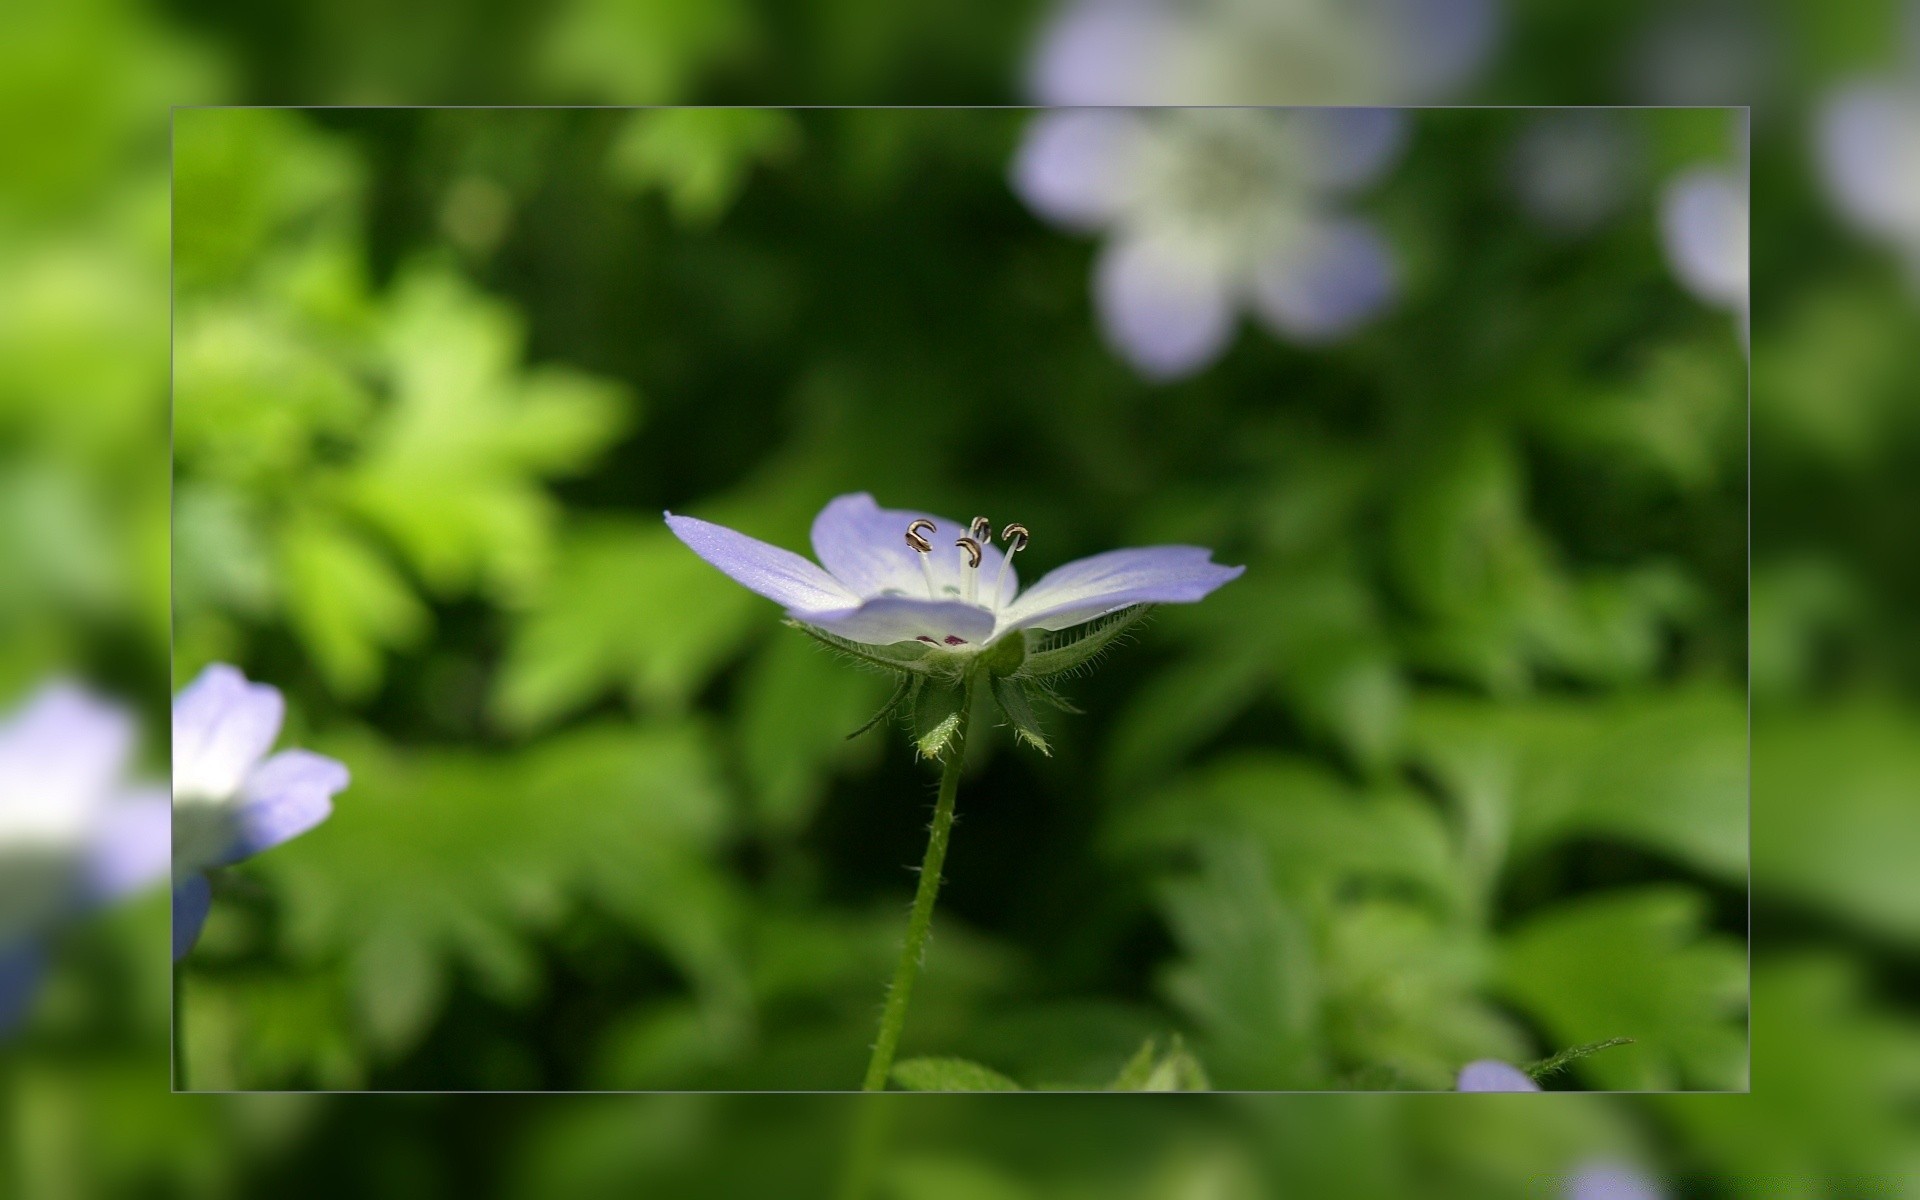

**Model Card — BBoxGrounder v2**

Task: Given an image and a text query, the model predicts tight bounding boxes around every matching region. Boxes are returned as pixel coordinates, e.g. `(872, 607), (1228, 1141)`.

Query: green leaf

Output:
(1757, 703), (1920, 944)
(891, 1056), (1022, 1092)
(607, 108), (797, 224)
(1111, 755), (1462, 913)
(278, 513), (427, 698)
(347, 267), (632, 602)
(1107, 1035), (1211, 1092)
(492, 520), (759, 730)
(245, 721), (738, 1084)
(1498, 887), (1747, 1090)
(1158, 843), (1323, 1089)
(1408, 687), (1747, 884)
(737, 631), (891, 832)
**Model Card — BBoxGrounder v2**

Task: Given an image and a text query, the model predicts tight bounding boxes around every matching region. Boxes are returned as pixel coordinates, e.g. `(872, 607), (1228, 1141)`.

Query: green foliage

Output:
(163, 99), (1761, 1121)
(892, 1056), (1023, 1092)
(492, 520), (759, 728)
(609, 109), (798, 224)
(1498, 888), (1747, 1090)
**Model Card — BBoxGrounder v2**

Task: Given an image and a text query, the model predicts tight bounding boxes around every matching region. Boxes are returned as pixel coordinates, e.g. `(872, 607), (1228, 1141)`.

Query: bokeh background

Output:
(3, 0), (1915, 1191)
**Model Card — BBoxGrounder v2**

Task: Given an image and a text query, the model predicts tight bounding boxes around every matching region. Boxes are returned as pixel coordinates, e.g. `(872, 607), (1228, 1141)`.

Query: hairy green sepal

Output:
(791, 606), (1151, 755)
(1013, 606), (1149, 680)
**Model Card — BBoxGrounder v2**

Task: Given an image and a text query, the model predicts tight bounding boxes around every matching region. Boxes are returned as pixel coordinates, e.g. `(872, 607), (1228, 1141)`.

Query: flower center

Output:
(902, 515), (1031, 643)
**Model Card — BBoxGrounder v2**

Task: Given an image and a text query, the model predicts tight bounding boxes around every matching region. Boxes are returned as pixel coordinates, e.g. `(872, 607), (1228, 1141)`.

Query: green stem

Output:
(172, 966), (188, 1091)
(861, 679), (973, 1092)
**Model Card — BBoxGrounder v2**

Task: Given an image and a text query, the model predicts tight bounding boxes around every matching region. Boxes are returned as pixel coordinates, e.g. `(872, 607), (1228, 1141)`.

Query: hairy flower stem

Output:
(861, 678), (974, 1092)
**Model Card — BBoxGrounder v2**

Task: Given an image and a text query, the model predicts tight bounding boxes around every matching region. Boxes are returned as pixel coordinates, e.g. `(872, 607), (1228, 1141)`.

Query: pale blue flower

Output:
(1817, 30), (1920, 294)
(1566, 1160), (1663, 1200)
(0, 682), (168, 1033)
(1455, 1059), (1540, 1091)
(1508, 111), (1643, 235)
(670, 493), (1242, 757)
(1026, 0), (1500, 107)
(1012, 107), (1405, 380)
(667, 493), (1243, 652)
(172, 664), (349, 960)
(1659, 113), (1749, 342)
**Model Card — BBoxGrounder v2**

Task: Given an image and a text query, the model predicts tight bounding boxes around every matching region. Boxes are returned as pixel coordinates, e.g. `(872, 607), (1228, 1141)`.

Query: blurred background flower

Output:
(1012, 107), (1405, 378)
(0, 682), (166, 1032)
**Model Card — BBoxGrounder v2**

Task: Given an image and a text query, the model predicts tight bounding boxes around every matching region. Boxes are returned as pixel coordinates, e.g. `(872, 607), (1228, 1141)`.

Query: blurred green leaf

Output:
(892, 1056), (1023, 1092)
(738, 631), (890, 832)
(608, 108), (797, 225)
(1758, 704), (1920, 943)
(348, 267), (632, 601)
(242, 721), (736, 1082)
(1498, 887), (1747, 1090)
(1409, 687), (1746, 884)
(492, 519), (759, 730)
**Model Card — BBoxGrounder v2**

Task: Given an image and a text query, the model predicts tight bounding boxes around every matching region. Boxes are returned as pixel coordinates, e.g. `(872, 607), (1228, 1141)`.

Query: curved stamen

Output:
(905, 519), (939, 598)
(970, 516), (992, 543)
(955, 536), (982, 602)
(992, 523), (1029, 606)
(904, 519), (935, 554)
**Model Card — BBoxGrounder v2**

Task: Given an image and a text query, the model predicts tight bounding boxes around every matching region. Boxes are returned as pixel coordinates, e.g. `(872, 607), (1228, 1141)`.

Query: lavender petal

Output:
(810, 493), (1015, 606)
(81, 786), (171, 904)
(1010, 109), (1145, 231)
(1250, 216), (1398, 343)
(1025, 0), (1182, 106)
(220, 749), (347, 865)
(1094, 235), (1238, 381)
(998, 546), (1244, 634)
(1567, 1161), (1664, 1200)
(172, 664), (285, 803)
(793, 595), (998, 648)
(1659, 166), (1748, 312)
(1294, 108), (1410, 192)
(666, 512), (862, 613)
(1455, 1059), (1540, 1091)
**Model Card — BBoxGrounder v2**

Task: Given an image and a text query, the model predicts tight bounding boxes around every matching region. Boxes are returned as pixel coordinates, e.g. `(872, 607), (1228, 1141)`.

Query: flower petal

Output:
(1455, 1060), (1540, 1092)
(1010, 109), (1146, 231)
(0, 942), (42, 1035)
(219, 749), (347, 865)
(0, 681), (136, 842)
(1817, 82), (1920, 242)
(666, 512), (861, 612)
(1659, 166), (1748, 311)
(173, 874), (212, 961)
(1025, 0), (1184, 106)
(1390, 0), (1503, 101)
(1292, 108), (1409, 192)
(793, 596), (998, 648)
(1567, 1160), (1662, 1200)
(1250, 216), (1398, 343)
(998, 546), (1244, 635)
(810, 493), (1016, 607)
(82, 787), (170, 904)
(1094, 234), (1238, 381)
(172, 664), (284, 803)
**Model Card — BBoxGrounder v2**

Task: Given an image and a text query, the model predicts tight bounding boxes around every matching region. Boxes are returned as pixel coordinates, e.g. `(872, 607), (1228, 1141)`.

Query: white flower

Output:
(172, 664), (349, 960)
(1013, 107), (1405, 379)
(0, 682), (167, 1032)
